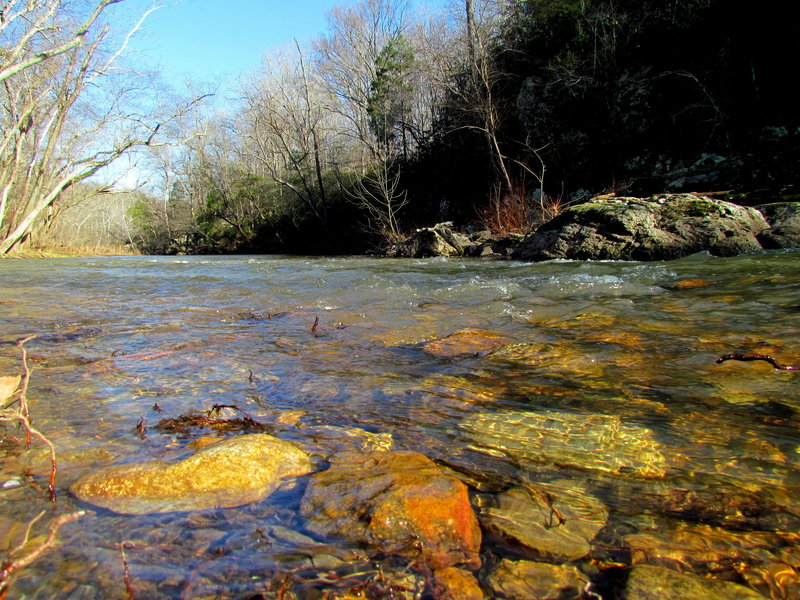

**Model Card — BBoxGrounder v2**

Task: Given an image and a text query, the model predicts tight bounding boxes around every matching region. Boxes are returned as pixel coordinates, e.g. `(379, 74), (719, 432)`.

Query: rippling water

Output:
(1, 252), (798, 598)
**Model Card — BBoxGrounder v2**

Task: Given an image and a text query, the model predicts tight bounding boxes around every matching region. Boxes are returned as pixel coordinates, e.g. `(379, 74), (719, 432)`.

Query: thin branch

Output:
(716, 353), (798, 371)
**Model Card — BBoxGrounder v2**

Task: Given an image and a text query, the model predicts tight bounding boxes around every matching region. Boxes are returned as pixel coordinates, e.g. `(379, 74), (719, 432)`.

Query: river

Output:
(1, 252), (798, 598)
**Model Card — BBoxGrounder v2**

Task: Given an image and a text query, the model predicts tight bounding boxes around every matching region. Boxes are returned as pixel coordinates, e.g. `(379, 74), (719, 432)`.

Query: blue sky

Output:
(121, 0), (447, 93)
(122, 0), (350, 89)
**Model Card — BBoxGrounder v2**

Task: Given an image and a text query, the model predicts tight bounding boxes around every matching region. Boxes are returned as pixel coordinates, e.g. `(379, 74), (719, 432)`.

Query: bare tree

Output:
(237, 43), (338, 228)
(0, 0), (204, 254)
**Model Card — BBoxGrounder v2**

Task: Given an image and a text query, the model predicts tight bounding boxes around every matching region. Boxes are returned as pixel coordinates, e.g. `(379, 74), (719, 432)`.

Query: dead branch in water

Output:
(0, 336), (59, 500)
(0, 510), (86, 599)
(716, 353), (798, 370)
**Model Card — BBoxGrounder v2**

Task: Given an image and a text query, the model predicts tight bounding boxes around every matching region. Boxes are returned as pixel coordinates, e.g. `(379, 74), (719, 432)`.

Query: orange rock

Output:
(301, 451), (481, 570)
(431, 567), (485, 600)
(668, 279), (712, 289)
(422, 329), (510, 359)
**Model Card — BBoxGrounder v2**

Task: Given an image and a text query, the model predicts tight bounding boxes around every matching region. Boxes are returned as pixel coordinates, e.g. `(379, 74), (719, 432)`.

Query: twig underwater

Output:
(716, 353), (798, 371)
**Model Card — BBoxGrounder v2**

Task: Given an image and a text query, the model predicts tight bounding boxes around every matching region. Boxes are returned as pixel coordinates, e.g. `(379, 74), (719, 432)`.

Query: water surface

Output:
(1, 252), (798, 598)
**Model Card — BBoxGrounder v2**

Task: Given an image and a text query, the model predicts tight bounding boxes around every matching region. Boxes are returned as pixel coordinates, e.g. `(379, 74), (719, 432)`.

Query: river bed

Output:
(1, 252), (798, 598)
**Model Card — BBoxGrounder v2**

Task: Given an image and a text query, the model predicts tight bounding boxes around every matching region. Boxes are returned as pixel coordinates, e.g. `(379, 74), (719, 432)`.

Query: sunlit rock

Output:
(623, 565), (764, 599)
(485, 559), (589, 600)
(300, 450), (482, 569)
(625, 521), (794, 581)
(388, 222), (470, 258)
(296, 425), (394, 456)
(422, 329), (511, 359)
(514, 194), (769, 261)
(71, 434), (313, 514)
(477, 479), (608, 561)
(431, 566), (485, 600)
(460, 409), (666, 478)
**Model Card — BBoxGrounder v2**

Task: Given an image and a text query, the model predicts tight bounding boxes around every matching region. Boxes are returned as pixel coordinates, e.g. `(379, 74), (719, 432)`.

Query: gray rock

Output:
(756, 202), (800, 248)
(389, 222), (464, 257)
(513, 194), (769, 261)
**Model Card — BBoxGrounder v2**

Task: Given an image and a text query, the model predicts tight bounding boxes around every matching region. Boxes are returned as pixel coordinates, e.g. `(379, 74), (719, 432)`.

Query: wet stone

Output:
(460, 409), (666, 478)
(431, 566), (484, 600)
(300, 450), (482, 570)
(71, 434), (313, 514)
(623, 564), (764, 600)
(478, 479), (608, 561)
(485, 559), (589, 600)
(624, 521), (794, 580)
(422, 329), (511, 359)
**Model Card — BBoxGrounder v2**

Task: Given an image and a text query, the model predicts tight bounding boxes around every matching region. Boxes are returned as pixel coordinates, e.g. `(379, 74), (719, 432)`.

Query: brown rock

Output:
(485, 559), (589, 600)
(479, 481), (608, 562)
(71, 434), (313, 514)
(623, 565), (764, 599)
(431, 567), (485, 600)
(300, 450), (481, 569)
(422, 329), (510, 359)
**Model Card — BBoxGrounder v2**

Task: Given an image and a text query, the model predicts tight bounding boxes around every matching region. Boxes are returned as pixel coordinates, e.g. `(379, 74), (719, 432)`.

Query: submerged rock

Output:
(478, 479), (608, 561)
(71, 434), (313, 514)
(422, 329), (511, 359)
(625, 521), (795, 583)
(513, 194), (769, 261)
(623, 565), (764, 600)
(300, 450), (481, 569)
(431, 566), (485, 600)
(461, 409), (666, 478)
(485, 559), (589, 600)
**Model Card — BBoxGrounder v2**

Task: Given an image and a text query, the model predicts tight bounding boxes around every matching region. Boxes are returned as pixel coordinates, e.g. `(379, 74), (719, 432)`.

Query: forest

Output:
(1, 0), (798, 256)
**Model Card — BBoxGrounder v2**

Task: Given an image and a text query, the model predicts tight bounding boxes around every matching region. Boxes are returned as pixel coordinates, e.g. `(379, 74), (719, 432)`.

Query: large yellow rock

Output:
(71, 434), (313, 514)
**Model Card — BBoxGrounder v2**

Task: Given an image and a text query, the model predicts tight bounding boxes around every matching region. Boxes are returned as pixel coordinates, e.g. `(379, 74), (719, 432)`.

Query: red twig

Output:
(716, 353), (798, 370)
(16, 336), (36, 446)
(311, 316), (319, 334)
(121, 542), (136, 600)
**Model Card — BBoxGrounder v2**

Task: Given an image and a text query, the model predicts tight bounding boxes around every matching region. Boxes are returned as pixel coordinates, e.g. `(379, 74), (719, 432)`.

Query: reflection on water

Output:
(1, 252), (799, 598)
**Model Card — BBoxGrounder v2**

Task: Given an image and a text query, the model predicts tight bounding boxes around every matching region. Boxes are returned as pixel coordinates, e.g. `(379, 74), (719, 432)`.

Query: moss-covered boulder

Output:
(513, 194), (769, 261)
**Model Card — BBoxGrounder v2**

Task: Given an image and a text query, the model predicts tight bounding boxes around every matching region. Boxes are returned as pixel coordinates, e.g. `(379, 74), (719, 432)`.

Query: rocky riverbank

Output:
(387, 194), (800, 260)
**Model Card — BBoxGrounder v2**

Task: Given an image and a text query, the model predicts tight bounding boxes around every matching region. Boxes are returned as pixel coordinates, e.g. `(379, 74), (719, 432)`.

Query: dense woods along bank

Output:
(2, 1), (798, 257)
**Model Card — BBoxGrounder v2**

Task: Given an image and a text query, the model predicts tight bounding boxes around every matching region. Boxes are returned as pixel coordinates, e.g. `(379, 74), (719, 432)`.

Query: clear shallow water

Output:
(0, 252), (798, 598)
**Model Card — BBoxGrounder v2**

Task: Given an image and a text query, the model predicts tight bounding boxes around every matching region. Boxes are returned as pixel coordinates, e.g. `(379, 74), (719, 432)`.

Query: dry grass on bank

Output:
(2, 243), (140, 259)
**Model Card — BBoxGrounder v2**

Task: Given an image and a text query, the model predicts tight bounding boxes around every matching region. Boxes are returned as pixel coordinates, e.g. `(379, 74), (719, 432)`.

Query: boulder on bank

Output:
(71, 434), (313, 514)
(388, 222), (519, 258)
(756, 202), (800, 249)
(389, 222), (469, 258)
(513, 194), (769, 261)
(299, 450), (482, 570)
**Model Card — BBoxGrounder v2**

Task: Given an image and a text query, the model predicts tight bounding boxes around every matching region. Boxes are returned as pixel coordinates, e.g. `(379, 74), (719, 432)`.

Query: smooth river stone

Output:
(71, 434), (313, 514)
(300, 450), (482, 570)
(478, 479), (608, 561)
(460, 409), (666, 478)
(623, 565), (764, 600)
